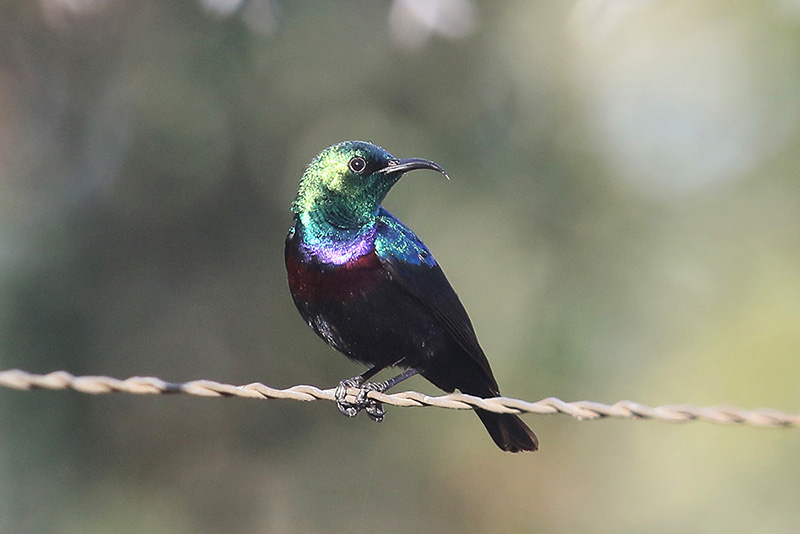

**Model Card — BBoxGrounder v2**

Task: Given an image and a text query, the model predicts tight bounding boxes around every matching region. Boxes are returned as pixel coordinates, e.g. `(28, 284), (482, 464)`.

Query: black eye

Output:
(348, 156), (367, 174)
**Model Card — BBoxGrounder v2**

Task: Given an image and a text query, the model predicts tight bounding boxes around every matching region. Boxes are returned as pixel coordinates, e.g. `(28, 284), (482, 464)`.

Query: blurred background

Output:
(1, 0), (799, 532)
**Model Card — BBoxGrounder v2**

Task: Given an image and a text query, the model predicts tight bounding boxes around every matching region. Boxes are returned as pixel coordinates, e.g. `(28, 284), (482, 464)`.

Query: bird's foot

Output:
(361, 383), (386, 423)
(335, 378), (387, 423)
(335, 377), (364, 417)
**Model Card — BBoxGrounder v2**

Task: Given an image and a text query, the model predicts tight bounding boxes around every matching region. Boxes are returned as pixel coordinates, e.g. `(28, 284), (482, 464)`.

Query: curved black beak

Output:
(378, 157), (450, 180)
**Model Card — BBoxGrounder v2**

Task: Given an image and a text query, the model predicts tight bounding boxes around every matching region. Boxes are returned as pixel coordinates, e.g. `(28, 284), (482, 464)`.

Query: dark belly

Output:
(286, 247), (456, 371)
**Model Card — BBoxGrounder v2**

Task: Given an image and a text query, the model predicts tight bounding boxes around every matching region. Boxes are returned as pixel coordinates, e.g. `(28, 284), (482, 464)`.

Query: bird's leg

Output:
(335, 365), (385, 418)
(360, 368), (421, 423)
(371, 367), (420, 392)
(334, 367), (421, 422)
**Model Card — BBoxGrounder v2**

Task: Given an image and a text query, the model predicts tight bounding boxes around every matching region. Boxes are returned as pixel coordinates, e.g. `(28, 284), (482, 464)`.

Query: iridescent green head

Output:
(292, 140), (448, 229)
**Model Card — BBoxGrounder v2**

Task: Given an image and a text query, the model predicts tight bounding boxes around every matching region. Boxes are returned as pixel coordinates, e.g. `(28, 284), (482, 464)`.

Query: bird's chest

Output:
(285, 236), (385, 303)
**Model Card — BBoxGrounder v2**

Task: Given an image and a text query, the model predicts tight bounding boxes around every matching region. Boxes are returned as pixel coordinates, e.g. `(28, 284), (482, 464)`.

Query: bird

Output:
(285, 140), (538, 452)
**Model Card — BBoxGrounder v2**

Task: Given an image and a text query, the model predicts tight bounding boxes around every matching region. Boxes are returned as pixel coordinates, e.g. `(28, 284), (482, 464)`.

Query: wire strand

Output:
(1, 368), (797, 427)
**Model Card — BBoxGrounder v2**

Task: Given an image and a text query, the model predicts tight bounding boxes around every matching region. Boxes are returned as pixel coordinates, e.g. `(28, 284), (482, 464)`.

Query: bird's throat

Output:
(296, 211), (377, 265)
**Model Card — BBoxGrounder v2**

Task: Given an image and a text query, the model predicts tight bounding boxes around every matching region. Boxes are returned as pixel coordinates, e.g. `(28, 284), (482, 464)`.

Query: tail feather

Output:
(420, 366), (538, 452)
(476, 410), (539, 452)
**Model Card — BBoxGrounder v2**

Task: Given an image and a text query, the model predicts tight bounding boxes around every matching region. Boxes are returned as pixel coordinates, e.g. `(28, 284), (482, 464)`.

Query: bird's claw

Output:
(361, 383), (386, 422)
(335, 377), (363, 417)
(364, 399), (385, 423)
(335, 378), (387, 423)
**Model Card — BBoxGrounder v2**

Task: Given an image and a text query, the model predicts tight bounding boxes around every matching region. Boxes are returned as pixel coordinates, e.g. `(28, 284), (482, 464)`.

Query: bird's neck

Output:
(296, 210), (377, 265)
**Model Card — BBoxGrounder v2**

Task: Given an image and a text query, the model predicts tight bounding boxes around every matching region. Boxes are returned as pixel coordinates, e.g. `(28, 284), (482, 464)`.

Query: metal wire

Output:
(1, 368), (798, 427)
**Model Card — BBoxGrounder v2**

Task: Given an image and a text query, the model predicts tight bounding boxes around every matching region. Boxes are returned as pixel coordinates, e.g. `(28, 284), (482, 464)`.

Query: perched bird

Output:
(285, 140), (538, 452)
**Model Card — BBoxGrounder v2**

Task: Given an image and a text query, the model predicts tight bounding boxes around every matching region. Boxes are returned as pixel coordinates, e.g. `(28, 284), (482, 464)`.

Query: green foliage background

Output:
(1, 1), (798, 532)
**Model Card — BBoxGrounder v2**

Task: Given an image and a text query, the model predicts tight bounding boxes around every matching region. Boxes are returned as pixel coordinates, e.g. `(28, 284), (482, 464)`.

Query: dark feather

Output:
(379, 254), (498, 392)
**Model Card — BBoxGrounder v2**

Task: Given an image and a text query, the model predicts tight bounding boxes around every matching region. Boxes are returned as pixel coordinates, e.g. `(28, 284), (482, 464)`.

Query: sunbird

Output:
(285, 141), (538, 452)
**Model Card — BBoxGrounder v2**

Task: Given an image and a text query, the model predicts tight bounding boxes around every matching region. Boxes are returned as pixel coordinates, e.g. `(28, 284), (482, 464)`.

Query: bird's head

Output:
(292, 140), (448, 229)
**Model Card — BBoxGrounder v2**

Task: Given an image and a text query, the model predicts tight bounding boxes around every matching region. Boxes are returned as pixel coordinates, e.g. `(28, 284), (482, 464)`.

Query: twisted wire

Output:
(1, 369), (797, 427)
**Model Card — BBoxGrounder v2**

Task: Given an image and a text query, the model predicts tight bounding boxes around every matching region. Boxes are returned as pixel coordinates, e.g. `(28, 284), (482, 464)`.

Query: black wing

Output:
(379, 252), (498, 392)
